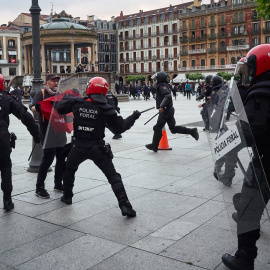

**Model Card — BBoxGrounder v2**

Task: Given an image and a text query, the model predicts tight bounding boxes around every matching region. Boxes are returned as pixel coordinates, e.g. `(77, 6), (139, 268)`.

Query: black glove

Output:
(116, 107), (120, 114)
(132, 110), (141, 120)
(35, 103), (41, 112)
(34, 134), (40, 144)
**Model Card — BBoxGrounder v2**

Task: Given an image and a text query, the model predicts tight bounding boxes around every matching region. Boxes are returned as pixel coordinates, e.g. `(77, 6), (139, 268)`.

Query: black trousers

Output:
(0, 131), (12, 199)
(186, 91), (191, 99)
(62, 143), (127, 200)
(152, 107), (192, 149)
(36, 147), (65, 190)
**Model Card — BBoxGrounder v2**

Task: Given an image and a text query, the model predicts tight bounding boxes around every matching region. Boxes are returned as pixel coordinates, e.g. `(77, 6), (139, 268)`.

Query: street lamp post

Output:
(27, 0), (44, 172)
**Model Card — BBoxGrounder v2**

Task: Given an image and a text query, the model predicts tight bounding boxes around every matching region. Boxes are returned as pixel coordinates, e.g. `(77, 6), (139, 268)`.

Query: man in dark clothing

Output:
(31, 73), (66, 199)
(106, 90), (122, 139)
(150, 84), (157, 100)
(57, 77), (141, 217)
(0, 74), (40, 211)
(10, 85), (24, 103)
(143, 85), (150, 101)
(115, 83), (120, 94)
(222, 44), (270, 270)
(145, 72), (199, 152)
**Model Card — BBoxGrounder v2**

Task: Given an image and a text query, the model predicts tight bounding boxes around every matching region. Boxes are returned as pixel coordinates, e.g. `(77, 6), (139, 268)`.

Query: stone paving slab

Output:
(0, 96), (269, 270)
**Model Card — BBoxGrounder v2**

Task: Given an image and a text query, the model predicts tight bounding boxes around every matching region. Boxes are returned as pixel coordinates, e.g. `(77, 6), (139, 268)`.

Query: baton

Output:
(140, 107), (155, 114)
(28, 143), (37, 161)
(144, 112), (159, 125)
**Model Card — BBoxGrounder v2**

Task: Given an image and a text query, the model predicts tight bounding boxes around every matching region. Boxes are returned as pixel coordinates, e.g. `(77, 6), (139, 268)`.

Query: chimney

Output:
(120, 11), (123, 19)
(193, 0), (202, 7)
(111, 16), (115, 22)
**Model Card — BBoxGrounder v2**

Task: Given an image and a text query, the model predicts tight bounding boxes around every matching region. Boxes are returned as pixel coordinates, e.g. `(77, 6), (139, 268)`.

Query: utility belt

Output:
(10, 132), (17, 149)
(98, 139), (114, 159)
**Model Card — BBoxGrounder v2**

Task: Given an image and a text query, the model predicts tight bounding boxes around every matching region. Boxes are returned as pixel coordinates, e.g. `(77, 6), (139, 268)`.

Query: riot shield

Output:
(206, 78), (270, 237)
(41, 76), (82, 149)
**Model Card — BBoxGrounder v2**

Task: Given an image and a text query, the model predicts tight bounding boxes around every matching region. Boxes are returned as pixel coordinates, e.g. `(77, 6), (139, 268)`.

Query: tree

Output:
(256, 0), (270, 20)
(216, 71), (234, 81)
(185, 72), (204, 81)
(126, 75), (146, 84)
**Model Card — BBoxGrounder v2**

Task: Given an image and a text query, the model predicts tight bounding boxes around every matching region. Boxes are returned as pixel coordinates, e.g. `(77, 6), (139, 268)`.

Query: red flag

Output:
(39, 89), (80, 133)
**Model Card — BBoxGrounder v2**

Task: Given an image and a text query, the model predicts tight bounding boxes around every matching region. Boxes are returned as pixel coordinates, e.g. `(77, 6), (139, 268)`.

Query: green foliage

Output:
(185, 72), (205, 81)
(126, 75), (146, 83)
(256, 0), (270, 20)
(216, 72), (234, 81)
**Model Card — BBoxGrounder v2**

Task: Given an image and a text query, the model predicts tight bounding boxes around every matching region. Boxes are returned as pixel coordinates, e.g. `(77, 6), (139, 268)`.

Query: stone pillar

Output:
(29, 46), (33, 74)
(24, 45), (29, 74)
(48, 49), (52, 73)
(91, 44), (95, 66)
(41, 42), (46, 76)
(71, 42), (75, 72)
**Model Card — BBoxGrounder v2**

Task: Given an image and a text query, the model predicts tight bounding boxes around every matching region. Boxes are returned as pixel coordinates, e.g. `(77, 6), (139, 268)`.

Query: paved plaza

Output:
(0, 94), (269, 270)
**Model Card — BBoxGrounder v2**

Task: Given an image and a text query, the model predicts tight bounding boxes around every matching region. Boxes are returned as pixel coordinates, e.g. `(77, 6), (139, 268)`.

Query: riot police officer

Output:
(57, 77), (141, 217)
(196, 75), (213, 131)
(145, 71), (199, 152)
(0, 74), (40, 211)
(222, 44), (270, 270)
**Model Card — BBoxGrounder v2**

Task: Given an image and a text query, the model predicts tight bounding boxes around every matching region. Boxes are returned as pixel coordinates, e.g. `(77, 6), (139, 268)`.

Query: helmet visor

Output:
(151, 73), (157, 80)
(240, 62), (252, 86)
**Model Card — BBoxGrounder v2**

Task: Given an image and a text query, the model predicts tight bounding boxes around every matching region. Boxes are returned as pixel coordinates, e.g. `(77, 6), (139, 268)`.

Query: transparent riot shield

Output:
(42, 76), (81, 149)
(206, 78), (270, 237)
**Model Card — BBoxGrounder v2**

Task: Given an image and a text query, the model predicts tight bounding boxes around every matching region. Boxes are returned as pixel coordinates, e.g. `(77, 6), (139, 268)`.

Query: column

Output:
(3, 36), (6, 61)
(91, 44), (95, 68)
(24, 45), (29, 74)
(17, 36), (22, 76)
(29, 46), (33, 74)
(41, 42), (46, 75)
(70, 42), (75, 72)
(48, 49), (52, 73)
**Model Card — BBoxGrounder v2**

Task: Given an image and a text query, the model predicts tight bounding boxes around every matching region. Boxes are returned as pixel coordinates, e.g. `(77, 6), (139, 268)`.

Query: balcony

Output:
(180, 36), (188, 43)
(119, 36), (123, 41)
(251, 14), (260, 21)
(120, 58), (125, 63)
(227, 44), (250, 51)
(263, 28), (270, 34)
(8, 45), (17, 51)
(190, 24), (196, 30)
(231, 18), (239, 24)
(189, 36), (197, 43)
(198, 35), (207, 41)
(230, 30), (248, 37)
(178, 64), (236, 72)
(208, 21), (217, 27)
(218, 32), (227, 38)
(250, 43), (260, 49)
(199, 23), (207, 29)
(182, 25), (188, 31)
(180, 50), (188, 56)
(188, 49), (206, 54)
(219, 20), (226, 26)
(208, 34), (217, 40)
(218, 46), (227, 52)
(207, 48), (217, 53)
(251, 28), (261, 35)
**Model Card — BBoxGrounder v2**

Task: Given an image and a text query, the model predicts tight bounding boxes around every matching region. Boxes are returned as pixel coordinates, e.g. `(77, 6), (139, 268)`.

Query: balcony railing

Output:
(251, 14), (260, 21)
(263, 28), (270, 34)
(230, 30), (248, 37)
(251, 28), (261, 35)
(250, 43), (260, 49)
(208, 34), (217, 40)
(198, 35), (207, 41)
(8, 45), (17, 50)
(180, 50), (188, 56)
(219, 20), (226, 26)
(208, 21), (217, 27)
(180, 37), (188, 43)
(178, 64), (236, 72)
(231, 18), (239, 24)
(188, 49), (206, 54)
(207, 48), (217, 53)
(218, 46), (227, 52)
(190, 24), (196, 30)
(189, 36), (197, 42)
(227, 44), (250, 51)
(199, 23), (206, 29)
(182, 25), (188, 31)
(218, 32), (227, 38)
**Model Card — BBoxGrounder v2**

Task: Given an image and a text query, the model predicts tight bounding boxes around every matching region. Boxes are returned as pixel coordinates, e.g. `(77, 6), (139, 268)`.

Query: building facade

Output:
(0, 27), (22, 82)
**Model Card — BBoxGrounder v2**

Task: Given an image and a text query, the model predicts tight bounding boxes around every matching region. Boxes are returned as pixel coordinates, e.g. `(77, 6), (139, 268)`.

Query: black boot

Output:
(190, 128), (199, 140)
(3, 198), (14, 212)
(145, 144), (158, 152)
(118, 196), (136, 217)
(222, 250), (254, 270)
(61, 196), (72, 205)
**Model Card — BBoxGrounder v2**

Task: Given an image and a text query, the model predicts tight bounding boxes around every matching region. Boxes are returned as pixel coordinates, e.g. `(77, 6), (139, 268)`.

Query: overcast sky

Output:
(0, 0), (212, 25)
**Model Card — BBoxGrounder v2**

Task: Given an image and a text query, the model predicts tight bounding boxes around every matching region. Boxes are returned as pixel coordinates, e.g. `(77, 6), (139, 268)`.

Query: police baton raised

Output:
(139, 107), (155, 114)
(28, 143), (37, 161)
(144, 112), (159, 125)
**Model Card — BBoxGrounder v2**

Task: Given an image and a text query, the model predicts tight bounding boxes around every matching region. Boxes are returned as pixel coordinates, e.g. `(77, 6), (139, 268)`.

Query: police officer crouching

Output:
(0, 74), (40, 211)
(57, 77), (141, 217)
(145, 71), (199, 152)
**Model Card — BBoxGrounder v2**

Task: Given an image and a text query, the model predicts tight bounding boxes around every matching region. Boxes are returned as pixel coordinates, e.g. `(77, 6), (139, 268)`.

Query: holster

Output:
(10, 132), (17, 149)
(98, 140), (114, 159)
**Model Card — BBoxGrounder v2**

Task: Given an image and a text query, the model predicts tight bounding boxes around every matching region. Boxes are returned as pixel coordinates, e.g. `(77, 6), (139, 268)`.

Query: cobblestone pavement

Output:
(0, 94), (269, 270)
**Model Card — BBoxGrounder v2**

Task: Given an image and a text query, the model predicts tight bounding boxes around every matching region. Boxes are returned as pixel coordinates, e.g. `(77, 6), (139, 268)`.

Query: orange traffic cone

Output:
(158, 126), (172, 150)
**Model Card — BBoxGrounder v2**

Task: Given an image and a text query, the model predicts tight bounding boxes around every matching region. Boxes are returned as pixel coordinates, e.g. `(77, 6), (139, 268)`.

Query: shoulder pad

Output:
(73, 97), (84, 102)
(97, 103), (116, 115)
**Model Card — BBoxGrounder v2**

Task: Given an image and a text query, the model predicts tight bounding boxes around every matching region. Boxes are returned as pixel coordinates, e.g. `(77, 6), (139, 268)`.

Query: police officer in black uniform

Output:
(0, 74), (40, 211)
(145, 71), (199, 152)
(105, 90), (122, 139)
(57, 77), (141, 217)
(222, 44), (270, 270)
(196, 75), (213, 131)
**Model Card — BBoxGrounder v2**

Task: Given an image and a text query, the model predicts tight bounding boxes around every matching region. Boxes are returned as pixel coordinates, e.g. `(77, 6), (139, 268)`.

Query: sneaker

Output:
(119, 199), (136, 217)
(222, 253), (254, 270)
(3, 198), (14, 212)
(61, 196), (72, 205)
(35, 189), (50, 199)
(145, 144), (158, 152)
(54, 184), (63, 192)
(112, 134), (122, 139)
(191, 128), (199, 140)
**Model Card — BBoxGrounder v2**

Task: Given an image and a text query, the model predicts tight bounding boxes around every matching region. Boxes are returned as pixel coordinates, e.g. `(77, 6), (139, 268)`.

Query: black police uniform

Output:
(0, 91), (39, 210)
(222, 80), (270, 270)
(32, 89), (66, 195)
(57, 96), (140, 217)
(146, 82), (199, 152)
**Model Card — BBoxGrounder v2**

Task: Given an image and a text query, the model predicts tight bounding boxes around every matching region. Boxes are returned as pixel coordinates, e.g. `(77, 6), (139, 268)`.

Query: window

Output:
(201, 44), (205, 49)
(201, 59), (205, 66)
(252, 37), (259, 46)
(8, 39), (15, 48)
(220, 58), (225, 65)
(210, 43), (215, 49)
(182, 61), (187, 67)
(210, 16), (215, 24)
(191, 60), (196, 67)
(191, 19), (195, 28)
(239, 12), (244, 21)
(239, 25), (245, 34)
(201, 18), (205, 26)
(266, 21), (270, 29)
(231, 57), (236, 64)
(266, 36), (270, 43)
(9, 68), (16, 76)
(191, 45), (195, 50)
(210, 59), (215, 66)
(183, 21), (186, 28)
(211, 29), (215, 35)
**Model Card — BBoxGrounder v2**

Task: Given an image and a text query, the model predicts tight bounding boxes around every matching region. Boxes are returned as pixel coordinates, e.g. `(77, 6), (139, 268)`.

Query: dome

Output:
(41, 18), (88, 30)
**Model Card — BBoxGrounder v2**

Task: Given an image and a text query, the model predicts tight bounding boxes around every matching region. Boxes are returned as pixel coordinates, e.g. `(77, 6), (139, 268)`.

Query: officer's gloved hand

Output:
(116, 107), (120, 114)
(34, 134), (40, 144)
(35, 103), (41, 112)
(132, 110), (141, 120)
